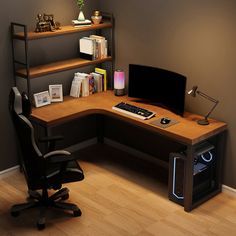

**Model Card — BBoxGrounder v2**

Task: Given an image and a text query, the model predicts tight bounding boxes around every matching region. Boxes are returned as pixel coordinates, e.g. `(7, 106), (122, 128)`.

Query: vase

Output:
(91, 10), (102, 25)
(78, 11), (85, 21)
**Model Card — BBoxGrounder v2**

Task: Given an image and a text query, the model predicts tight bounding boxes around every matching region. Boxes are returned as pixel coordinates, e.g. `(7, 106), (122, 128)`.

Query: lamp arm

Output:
(204, 100), (219, 120)
(196, 91), (219, 121)
(197, 91), (218, 103)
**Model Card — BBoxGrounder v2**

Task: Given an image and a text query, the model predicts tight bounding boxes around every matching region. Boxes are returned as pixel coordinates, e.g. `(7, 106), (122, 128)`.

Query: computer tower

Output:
(168, 142), (216, 206)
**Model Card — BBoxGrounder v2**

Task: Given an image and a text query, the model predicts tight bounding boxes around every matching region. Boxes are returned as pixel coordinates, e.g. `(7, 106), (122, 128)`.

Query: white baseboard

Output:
(0, 165), (20, 179)
(222, 185), (236, 198)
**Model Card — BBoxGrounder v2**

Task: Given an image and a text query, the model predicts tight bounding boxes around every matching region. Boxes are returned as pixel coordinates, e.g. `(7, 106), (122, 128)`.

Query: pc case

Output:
(168, 142), (216, 206)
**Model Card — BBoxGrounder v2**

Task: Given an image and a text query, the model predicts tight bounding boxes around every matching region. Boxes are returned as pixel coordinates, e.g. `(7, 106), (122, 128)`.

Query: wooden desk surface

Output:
(31, 91), (227, 145)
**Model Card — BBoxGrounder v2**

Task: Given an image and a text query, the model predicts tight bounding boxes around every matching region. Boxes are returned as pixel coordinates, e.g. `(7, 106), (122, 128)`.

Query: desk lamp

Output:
(188, 86), (219, 125)
(114, 70), (125, 96)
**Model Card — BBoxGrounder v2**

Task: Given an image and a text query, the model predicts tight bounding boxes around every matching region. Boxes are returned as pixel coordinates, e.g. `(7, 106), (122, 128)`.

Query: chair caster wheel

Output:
(73, 209), (82, 217)
(11, 211), (20, 217)
(37, 222), (45, 230)
(61, 193), (69, 200)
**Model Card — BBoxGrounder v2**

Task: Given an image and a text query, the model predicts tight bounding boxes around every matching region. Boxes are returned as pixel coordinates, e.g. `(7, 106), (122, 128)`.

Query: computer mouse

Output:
(160, 117), (171, 125)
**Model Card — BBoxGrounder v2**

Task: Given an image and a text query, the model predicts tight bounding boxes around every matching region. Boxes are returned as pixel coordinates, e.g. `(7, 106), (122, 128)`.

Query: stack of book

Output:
(70, 68), (107, 98)
(94, 67), (107, 92)
(79, 35), (108, 60)
(70, 72), (90, 98)
(72, 19), (92, 27)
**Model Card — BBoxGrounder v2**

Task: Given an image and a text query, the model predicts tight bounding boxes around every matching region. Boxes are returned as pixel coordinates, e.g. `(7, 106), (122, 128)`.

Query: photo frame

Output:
(49, 84), (63, 102)
(33, 91), (51, 108)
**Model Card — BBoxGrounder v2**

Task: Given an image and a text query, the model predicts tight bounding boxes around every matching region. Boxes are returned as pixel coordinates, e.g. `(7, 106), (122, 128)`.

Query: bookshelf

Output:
(11, 12), (114, 97)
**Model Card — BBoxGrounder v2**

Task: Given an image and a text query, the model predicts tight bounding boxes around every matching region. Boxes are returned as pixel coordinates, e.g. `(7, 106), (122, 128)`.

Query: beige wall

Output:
(99, 0), (236, 188)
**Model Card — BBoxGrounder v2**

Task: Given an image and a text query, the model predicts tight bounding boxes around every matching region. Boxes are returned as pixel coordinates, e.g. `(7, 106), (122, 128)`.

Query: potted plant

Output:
(76, 0), (85, 21)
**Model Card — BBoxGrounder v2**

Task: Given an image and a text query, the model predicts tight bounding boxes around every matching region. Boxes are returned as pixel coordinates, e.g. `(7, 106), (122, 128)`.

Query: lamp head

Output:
(188, 86), (198, 97)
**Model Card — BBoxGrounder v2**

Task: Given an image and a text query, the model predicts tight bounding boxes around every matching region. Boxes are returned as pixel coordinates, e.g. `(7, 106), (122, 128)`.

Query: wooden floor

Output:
(0, 144), (236, 235)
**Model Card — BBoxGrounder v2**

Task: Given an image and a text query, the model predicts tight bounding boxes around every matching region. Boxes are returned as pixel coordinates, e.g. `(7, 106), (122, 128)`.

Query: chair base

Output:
(11, 187), (81, 230)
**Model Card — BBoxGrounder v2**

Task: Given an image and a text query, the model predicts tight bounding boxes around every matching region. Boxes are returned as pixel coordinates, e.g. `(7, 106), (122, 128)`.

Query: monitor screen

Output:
(128, 64), (187, 116)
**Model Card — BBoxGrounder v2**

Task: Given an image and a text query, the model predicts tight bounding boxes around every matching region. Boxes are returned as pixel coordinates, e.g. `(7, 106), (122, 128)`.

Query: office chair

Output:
(9, 87), (84, 230)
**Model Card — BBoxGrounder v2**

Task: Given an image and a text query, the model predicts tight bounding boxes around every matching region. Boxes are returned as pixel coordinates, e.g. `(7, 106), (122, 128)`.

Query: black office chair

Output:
(9, 87), (84, 230)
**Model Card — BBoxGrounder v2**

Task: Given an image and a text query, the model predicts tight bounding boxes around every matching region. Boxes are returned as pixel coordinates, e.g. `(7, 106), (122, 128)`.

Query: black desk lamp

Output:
(188, 86), (219, 125)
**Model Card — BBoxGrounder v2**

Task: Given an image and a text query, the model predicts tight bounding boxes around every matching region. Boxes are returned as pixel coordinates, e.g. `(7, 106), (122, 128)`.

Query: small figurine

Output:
(35, 13), (61, 33)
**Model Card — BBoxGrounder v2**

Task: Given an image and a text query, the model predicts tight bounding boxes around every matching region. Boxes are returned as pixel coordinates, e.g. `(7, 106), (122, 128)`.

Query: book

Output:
(91, 72), (103, 92)
(79, 37), (96, 60)
(74, 72), (89, 97)
(88, 74), (95, 94)
(89, 35), (107, 59)
(72, 19), (92, 26)
(70, 79), (82, 98)
(95, 68), (107, 91)
(70, 72), (90, 97)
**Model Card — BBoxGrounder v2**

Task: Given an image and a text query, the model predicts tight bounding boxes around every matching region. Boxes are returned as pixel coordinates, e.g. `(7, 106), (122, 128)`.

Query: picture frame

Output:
(49, 84), (63, 102)
(33, 91), (51, 108)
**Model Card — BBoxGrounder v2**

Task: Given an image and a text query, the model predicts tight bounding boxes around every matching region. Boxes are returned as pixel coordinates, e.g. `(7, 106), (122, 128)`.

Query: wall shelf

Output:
(12, 22), (113, 40)
(16, 56), (112, 79)
(11, 12), (114, 97)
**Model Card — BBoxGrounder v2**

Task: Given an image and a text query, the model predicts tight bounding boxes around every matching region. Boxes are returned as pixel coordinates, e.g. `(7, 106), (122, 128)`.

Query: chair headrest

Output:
(10, 87), (22, 115)
(9, 87), (32, 116)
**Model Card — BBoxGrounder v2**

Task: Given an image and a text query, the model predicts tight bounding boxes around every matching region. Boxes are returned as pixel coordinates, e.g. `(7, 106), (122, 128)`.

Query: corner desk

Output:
(31, 91), (227, 212)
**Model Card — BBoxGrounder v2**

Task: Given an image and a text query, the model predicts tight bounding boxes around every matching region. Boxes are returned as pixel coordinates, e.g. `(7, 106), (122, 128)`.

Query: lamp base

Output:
(197, 119), (209, 125)
(114, 88), (125, 96)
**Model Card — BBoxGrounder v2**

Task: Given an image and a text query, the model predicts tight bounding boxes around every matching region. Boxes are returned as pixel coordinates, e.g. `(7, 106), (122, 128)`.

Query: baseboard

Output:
(222, 185), (236, 198)
(0, 165), (20, 179)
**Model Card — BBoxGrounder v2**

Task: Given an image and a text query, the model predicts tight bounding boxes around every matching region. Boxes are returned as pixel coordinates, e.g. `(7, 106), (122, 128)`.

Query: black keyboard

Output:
(112, 102), (156, 120)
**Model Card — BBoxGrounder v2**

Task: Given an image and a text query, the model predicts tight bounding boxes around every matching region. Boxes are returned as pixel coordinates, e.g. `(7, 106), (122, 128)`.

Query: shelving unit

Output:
(11, 12), (114, 98)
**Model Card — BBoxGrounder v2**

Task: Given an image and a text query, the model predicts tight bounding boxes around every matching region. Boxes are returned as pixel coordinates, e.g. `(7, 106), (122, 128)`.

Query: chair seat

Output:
(28, 160), (84, 191)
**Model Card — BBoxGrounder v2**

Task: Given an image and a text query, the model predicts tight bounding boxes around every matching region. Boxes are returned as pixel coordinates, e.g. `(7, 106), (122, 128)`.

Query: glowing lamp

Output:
(114, 70), (125, 96)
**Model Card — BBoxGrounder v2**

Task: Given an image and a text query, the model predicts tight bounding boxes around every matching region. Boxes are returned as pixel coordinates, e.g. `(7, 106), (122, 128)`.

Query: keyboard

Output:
(112, 102), (156, 120)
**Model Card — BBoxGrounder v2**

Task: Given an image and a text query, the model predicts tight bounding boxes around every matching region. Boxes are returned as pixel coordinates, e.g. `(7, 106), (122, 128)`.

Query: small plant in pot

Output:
(76, 0), (85, 21)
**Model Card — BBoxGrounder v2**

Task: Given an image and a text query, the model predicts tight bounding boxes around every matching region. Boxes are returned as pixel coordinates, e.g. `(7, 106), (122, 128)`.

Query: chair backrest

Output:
(9, 87), (43, 188)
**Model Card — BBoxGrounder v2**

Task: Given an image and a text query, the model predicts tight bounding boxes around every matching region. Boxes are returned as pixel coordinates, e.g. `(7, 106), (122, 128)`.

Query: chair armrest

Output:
(44, 150), (76, 163)
(39, 135), (64, 152)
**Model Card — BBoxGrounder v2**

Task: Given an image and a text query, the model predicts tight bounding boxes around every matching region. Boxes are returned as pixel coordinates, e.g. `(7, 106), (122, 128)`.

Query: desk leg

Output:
(215, 131), (227, 191)
(183, 145), (195, 212)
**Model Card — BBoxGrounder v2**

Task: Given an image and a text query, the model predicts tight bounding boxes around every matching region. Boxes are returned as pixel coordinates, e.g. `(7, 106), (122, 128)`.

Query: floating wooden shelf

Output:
(13, 22), (112, 40)
(16, 56), (112, 78)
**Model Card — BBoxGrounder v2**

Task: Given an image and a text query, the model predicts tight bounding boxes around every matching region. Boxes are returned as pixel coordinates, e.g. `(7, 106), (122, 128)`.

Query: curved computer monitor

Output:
(128, 64), (187, 116)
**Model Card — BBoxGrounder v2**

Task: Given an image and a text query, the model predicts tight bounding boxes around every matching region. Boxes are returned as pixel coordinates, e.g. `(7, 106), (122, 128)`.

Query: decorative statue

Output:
(35, 13), (61, 33)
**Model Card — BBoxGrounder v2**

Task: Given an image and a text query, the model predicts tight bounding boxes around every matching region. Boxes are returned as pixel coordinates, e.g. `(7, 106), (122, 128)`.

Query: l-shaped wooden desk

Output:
(31, 91), (227, 212)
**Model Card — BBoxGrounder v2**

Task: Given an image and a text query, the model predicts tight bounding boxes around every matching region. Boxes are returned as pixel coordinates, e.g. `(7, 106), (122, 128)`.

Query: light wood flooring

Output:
(0, 144), (236, 235)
